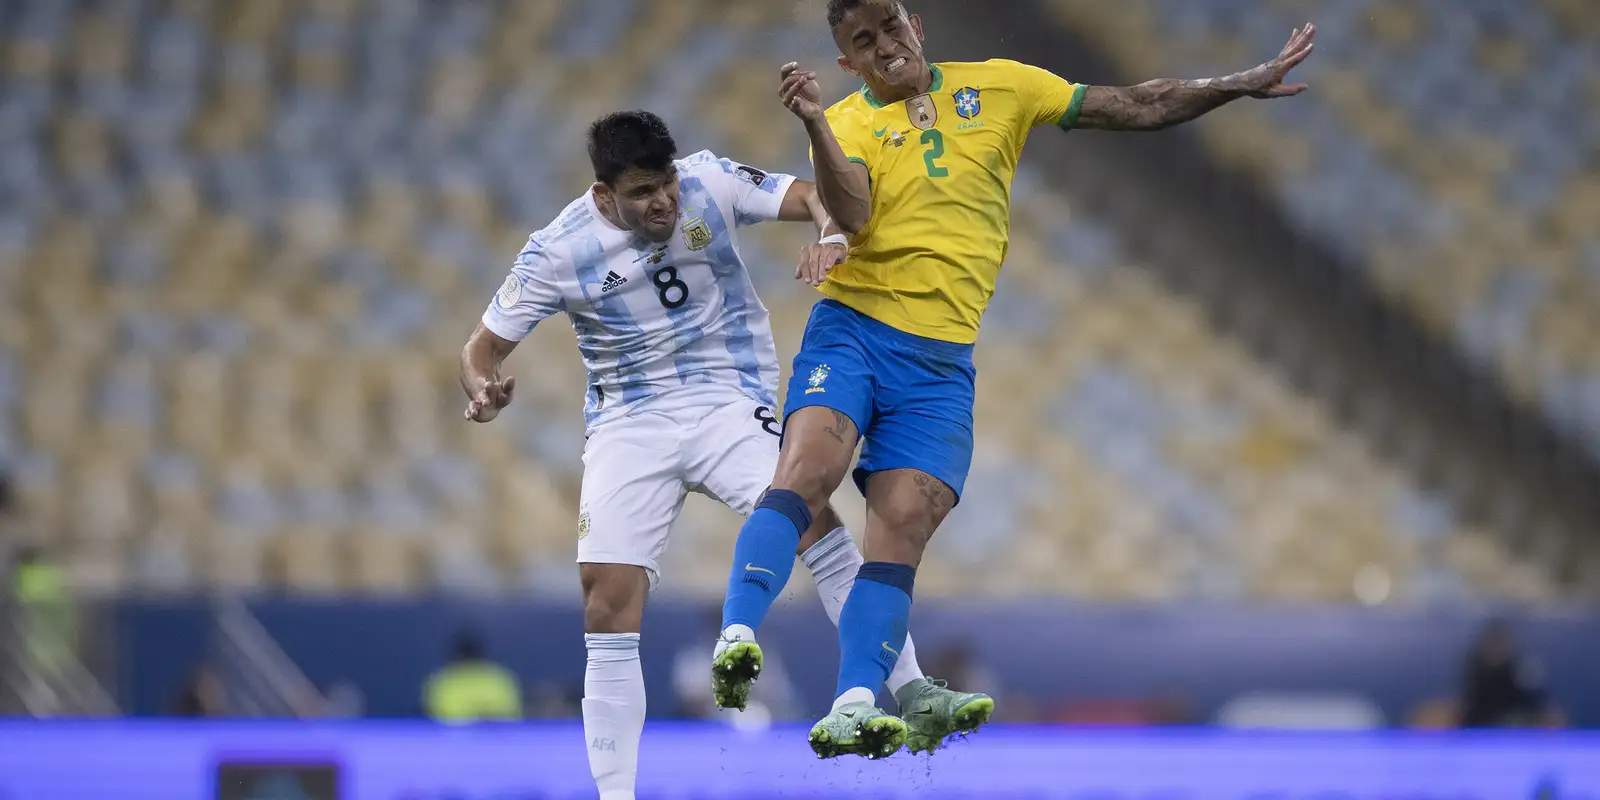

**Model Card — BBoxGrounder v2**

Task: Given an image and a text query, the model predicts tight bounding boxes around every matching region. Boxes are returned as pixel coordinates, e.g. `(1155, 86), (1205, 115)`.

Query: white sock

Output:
(719, 623), (755, 643)
(832, 686), (877, 711)
(583, 633), (645, 800)
(802, 527), (926, 695)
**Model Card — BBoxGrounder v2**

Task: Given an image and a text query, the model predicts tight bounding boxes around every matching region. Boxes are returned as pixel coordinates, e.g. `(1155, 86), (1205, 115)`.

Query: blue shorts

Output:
(783, 299), (976, 502)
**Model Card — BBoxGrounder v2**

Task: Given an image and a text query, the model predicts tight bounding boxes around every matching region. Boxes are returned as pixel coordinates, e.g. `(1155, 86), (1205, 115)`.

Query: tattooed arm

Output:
(1077, 78), (1252, 132)
(1077, 23), (1316, 132)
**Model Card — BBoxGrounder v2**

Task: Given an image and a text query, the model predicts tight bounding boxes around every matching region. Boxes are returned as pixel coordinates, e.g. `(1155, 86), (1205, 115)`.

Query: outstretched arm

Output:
(460, 322), (519, 423)
(1077, 23), (1315, 132)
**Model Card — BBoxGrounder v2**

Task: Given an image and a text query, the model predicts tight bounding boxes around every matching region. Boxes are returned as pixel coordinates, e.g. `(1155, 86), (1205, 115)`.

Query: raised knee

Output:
(880, 509), (935, 548)
(772, 408), (857, 507)
(774, 455), (848, 510)
(874, 494), (941, 550)
(879, 470), (955, 534)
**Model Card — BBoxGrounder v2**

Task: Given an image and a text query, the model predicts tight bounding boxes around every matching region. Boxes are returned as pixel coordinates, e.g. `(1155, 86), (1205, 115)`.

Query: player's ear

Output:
(837, 55), (859, 77)
(591, 181), (611, 202)
(909, 13), (924, 43)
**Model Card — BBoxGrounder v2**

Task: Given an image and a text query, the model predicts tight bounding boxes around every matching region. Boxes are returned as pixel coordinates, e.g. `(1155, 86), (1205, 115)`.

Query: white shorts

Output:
(576, 394), (783, 590)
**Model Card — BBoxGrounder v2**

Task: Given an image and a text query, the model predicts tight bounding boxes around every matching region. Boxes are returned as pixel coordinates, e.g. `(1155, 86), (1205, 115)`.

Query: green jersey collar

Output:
(861, 63), (943, 109)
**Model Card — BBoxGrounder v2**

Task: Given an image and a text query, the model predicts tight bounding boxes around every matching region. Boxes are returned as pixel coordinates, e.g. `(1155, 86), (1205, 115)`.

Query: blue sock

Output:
(721, 490), (811, 633)
(835, 562), (915, 699)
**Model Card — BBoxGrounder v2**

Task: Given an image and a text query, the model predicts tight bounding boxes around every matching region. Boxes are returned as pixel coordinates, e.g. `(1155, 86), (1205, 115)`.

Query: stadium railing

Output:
(209, 595), (323, 718)
(0, 583), (119, 717)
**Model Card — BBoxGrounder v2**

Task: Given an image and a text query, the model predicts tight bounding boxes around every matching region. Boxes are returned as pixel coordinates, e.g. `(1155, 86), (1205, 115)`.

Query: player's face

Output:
(833, 4), (927, 102)
(602, 166), (680, 243)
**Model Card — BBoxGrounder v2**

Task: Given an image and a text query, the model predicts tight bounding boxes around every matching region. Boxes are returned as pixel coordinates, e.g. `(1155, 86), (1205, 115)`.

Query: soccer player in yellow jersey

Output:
(713, 0), (1315, 759)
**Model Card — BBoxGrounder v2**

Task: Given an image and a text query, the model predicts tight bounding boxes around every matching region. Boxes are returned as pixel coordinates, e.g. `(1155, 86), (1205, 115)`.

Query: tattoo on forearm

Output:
(1075, 24), (1313, 131)
(911, 472), (956, 517)
(1077, 75), (1250, 132)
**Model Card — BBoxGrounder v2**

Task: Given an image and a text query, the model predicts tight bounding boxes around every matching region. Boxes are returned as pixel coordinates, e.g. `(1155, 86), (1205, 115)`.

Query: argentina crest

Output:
(953, 86), (981, 119)
(681, 216), (712, 250)
(905, 93), (938, 130)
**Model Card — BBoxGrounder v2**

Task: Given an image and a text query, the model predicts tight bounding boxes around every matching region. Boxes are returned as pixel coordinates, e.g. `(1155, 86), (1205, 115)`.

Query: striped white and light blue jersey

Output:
(482, 150), (796, 431)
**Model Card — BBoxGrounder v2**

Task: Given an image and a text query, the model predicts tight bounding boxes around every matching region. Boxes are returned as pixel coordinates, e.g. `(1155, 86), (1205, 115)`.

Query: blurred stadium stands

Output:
(2, 0), (1588, 608)
(1056, 0), (1600, 464)
(0, 1), (1596, 768)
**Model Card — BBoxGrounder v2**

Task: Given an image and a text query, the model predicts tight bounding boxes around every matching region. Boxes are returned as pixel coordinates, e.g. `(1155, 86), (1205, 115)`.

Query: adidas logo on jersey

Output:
(600, 271), (628, 293)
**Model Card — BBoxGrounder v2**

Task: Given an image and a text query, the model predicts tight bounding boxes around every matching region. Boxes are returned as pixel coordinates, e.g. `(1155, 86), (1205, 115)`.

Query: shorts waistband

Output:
(818, 299), (975, 360)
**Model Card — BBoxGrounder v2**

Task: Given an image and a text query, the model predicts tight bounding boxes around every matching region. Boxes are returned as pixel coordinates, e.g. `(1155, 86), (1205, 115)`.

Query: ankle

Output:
(892, 676), (929, 707)
(720, 623), (755, 642)
(832, 686), (876, 711)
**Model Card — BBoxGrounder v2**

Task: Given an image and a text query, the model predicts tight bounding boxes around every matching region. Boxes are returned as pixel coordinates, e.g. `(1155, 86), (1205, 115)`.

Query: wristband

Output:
(818, 233), (848, 247)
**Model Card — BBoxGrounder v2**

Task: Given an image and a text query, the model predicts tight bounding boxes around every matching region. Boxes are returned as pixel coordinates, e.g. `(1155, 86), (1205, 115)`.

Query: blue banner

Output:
(0, 722), (1596, 799)
(114, 599), (1600, 725)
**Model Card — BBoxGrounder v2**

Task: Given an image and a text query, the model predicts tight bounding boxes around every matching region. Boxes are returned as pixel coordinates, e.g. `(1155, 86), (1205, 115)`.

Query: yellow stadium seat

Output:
(1, 0), (1571, 604)
(4, 35), (56, 82)
(268, 525), (343, 595)
(215, 0), (288, 44)
(65, 543), (130, 596)
(347, 526), (423, 596)
(22, 362), (91, 455)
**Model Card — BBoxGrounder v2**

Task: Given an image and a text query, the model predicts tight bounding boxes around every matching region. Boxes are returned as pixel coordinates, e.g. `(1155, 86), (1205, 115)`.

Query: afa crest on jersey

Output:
(681, 217), (712, 251)
(953, 86), (981, 119)
(805, 363), (830, 394)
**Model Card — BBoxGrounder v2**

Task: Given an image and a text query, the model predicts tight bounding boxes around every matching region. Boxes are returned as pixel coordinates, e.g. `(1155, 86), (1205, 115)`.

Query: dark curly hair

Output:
(827, 0), (906, 29)
(586, 110), (678, 186)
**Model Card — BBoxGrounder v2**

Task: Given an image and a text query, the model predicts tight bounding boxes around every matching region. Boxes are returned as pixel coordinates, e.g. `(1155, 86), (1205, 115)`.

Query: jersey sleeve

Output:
(811, 105), (873, 171)
(714, 156), (797, 227)
(481, 239), (566, 342)
(1005, 60), (1089, 131)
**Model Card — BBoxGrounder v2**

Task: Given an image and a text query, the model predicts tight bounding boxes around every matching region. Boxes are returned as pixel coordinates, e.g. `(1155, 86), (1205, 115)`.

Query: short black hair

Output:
(587, 110), (678, 186)
(827, 0), (905, 28)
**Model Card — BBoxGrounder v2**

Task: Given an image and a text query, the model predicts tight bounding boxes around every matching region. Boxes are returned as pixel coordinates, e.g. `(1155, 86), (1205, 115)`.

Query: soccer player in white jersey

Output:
(457, 111), (974, 799)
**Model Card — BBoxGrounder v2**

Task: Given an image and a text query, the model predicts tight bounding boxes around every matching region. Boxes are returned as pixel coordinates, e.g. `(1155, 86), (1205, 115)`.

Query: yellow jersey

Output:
(815, 59), (1086, 344)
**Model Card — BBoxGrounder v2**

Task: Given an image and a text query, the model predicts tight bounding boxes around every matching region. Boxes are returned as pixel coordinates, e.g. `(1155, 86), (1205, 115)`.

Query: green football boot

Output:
(894, 677), (995, 755)
(807, 701), (909, 760)
(710, 637), (763, 711)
